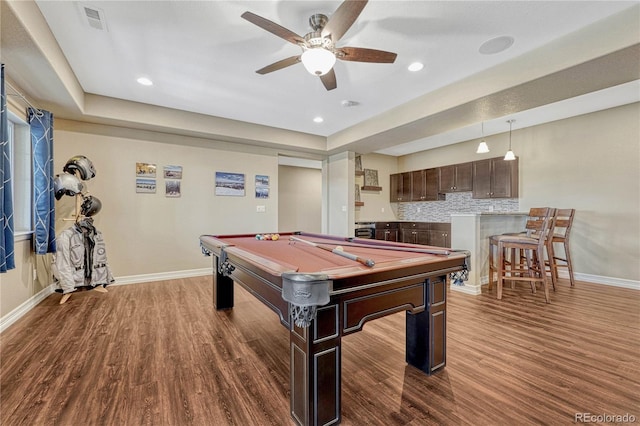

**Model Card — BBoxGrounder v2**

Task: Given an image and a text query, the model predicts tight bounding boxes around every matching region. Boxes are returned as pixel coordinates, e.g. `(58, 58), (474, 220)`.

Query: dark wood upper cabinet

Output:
(472, 157), (519, 199)
(438, 162), (473, 193)
(389, 172), (412, 202)
(411, 168), (444, 201)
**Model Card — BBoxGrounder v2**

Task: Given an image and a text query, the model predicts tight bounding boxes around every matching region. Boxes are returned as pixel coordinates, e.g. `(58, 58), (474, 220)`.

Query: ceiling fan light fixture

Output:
(301, 48), (336, 76)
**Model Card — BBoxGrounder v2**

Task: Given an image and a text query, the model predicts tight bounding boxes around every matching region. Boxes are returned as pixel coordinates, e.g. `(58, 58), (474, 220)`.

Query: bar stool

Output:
(546, 208), (576, 287)
(488, 207), (555, 303)
(500, 208), (558, 291)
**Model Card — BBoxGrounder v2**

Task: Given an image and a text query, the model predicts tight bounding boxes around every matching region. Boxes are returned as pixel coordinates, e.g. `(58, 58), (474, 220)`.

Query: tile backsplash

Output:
(397, 192), (519, 223)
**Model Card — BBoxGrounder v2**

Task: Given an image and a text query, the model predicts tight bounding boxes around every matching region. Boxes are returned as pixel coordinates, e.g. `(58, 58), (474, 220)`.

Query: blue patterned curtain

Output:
(0, 64), (15, 272)
(29, 107), (56, 254)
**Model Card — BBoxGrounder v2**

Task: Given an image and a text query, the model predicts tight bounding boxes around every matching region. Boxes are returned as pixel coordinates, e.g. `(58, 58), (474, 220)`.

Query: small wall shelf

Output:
(361, 185), (382, 191)
(355, 201), (364, 207)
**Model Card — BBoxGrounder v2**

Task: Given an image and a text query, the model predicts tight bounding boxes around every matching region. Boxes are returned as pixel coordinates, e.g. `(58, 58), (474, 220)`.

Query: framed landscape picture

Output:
(165, 180), (181, 197)
(164, 165), (182, 179)
(136, 178), (156, 193)
(255, 175), (269, 198)
(136, 162), (156, 177)
(215, 171), (245, 196)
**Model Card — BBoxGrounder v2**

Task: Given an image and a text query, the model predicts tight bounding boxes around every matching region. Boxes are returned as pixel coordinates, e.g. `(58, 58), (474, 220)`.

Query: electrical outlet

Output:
(256, 205), (266, 213)
(381, 207), (385, 213)
(33, 268), (37, 280)
(417, 207), (421, 213)
(341, 205), (347, 212)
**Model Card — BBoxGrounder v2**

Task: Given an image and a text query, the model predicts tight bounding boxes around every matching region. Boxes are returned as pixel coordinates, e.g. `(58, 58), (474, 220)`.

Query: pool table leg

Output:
(289, 302), (341, 426)
(405, 276), (447, 375)
(213, 256), (234, 310)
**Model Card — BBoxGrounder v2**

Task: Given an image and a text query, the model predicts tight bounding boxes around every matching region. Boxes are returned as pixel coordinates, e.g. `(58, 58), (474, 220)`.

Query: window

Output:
(8, 111), (32, 238)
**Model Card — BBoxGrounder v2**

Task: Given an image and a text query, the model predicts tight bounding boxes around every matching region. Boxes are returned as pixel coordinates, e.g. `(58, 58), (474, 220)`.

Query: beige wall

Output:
(54, 120), (280, 279)
(398, 103), (640, 282)
(354, 153), (398, 222)
(278, 165), (322, 233)
(0, 240), (35, 316)
(326, 151), (354, 237)
(3, 103), (638, 321)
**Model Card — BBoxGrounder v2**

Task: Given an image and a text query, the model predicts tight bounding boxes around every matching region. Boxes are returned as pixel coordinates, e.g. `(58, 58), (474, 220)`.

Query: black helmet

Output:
(63, 155), (96, 180)
(53, 173), (85, 200)
(81, 195), (102, 217)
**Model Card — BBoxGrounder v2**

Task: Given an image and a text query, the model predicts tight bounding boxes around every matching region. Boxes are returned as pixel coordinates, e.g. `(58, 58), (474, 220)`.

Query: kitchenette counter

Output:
(450, 212), (528, 295)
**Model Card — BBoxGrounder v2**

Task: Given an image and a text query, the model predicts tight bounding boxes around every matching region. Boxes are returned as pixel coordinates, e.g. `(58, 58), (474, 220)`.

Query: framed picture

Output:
(136, 162), (156, 177)
(364, 169), (379, 187)
(255, 175), (269, 199)
(215, 171), (245, 196)
(165, 180), (181, 197)
(136, 178), (156, 193)
(164, 165), (182, 179)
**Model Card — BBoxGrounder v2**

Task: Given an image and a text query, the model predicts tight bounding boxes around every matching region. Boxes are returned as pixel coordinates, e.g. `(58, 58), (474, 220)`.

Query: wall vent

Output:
(82, 5), (107, 31)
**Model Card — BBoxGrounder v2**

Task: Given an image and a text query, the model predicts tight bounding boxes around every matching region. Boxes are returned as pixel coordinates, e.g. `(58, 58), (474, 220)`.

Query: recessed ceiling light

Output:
(479, 36), (515, 55)
(137, 77), (153, 86)
(408, 62), (424, 72)
(313, 116), (324, 123)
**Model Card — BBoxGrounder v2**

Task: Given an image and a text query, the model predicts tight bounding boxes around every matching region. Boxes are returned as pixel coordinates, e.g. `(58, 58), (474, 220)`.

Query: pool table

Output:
(200, 232), (469, 426)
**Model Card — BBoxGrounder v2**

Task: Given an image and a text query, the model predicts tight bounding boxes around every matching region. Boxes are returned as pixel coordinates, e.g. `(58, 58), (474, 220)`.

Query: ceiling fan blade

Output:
(320, 69), (337, 91)
(321, 0), (368, 42)
(256, 56), (301, 75)
(241, 11), (305, 45)
(336, 47), (397, 63)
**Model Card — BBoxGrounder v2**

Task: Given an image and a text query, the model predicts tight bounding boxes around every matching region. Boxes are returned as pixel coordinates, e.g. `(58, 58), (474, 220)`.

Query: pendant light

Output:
(476, 122), (489, 153)
(504, 119), (516, 161)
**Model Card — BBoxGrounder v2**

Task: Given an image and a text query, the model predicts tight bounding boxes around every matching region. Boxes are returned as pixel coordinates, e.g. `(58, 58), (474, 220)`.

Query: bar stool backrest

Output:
(524, 207), (555, 239)
(553, 209), (575, 241)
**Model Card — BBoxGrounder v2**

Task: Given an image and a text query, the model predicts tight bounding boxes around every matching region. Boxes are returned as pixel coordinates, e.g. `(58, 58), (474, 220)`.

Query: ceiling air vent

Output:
(82, 5), (107, 31)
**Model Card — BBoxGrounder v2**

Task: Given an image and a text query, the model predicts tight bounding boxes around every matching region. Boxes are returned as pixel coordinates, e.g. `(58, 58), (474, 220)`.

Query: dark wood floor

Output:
(1, 276), (638, 425)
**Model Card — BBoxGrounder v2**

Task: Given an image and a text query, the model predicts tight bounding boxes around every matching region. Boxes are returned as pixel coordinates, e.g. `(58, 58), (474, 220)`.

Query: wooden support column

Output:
(405, 276), (447, 374)
(289, 303), (341, 426)
(213, 256), (234, 310)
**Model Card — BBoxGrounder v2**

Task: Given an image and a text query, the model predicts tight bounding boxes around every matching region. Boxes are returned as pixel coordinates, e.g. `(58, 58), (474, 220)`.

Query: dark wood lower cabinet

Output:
(375, 227), (398, 241)
(375, 222), (398, 241)
(381, 222), (451, 248)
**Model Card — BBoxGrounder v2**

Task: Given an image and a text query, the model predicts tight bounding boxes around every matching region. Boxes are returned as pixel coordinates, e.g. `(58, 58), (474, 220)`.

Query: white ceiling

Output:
(4, 1), (640, 156)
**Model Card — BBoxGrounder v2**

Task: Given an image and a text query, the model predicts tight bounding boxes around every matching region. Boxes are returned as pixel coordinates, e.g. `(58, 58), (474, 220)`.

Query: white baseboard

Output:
(112, 268), (213, 286)
(450, 284), (482, 295)
(478, 271), (639, 291)
(0, 284), (55, 334)
(567, 271), (639, 290)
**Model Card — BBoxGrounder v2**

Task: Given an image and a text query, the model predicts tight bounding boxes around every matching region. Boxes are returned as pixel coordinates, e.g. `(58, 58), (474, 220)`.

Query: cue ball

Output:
(335, 246), (343, 251)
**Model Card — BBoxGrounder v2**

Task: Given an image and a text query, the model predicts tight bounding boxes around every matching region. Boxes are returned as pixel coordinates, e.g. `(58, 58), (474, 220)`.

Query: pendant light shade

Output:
(504, 149), (516, 161)
(476, 122), (490, 153)
(476, 141), (490, 154)
(504, 119), (516, 161)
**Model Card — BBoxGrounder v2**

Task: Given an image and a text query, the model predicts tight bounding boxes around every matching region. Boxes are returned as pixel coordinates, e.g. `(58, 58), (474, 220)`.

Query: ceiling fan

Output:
(241, 0), (397, 91)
